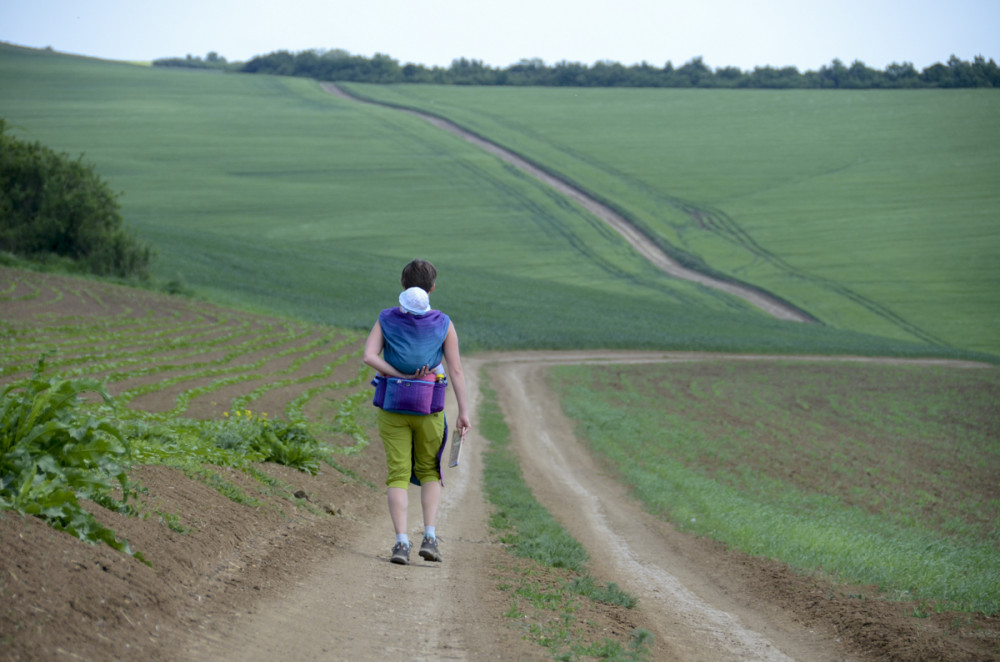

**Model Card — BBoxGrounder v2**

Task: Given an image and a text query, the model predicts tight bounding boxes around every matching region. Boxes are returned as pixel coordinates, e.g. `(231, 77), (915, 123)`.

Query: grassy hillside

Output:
(344, 83), (1000, 357)
(0, 44), (989, 360)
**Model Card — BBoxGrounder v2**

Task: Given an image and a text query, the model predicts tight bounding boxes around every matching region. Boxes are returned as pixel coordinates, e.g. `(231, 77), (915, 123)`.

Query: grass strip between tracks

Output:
(478, 368), (653, 661)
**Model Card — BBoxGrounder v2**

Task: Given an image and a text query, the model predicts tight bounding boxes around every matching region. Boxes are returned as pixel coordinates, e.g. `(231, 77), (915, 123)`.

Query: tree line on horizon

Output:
(154, 50), (1000, 88)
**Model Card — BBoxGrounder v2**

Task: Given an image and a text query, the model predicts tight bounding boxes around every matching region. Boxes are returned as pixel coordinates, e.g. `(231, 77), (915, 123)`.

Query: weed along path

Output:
(323, 82), (812, 324)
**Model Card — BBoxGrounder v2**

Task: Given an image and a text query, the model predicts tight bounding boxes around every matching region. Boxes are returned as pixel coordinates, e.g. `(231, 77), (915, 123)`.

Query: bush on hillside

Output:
(0, 118), (152, 279)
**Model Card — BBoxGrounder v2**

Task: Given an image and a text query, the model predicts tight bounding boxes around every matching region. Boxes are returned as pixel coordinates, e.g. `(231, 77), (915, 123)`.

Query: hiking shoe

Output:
(390, 541), (410, 565)
(419, 535), (442, 562)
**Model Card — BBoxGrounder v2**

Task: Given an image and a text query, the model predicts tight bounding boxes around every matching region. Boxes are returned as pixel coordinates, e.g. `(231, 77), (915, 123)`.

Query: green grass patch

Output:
(480, 373), (589, 571)
(549, 361), (1000, 613)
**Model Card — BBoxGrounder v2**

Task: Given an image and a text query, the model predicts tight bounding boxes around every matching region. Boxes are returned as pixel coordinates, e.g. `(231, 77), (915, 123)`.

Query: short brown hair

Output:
(401, 259), (437, 291)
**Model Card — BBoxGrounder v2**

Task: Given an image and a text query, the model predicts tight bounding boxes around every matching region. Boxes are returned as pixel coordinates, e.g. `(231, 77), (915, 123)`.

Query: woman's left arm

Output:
(443, 322), (471, 436)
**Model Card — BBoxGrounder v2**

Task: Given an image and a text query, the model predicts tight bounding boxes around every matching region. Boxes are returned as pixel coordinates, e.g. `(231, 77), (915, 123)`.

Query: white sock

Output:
(396, 533), (409, 547)
(424, 526), (436, 540)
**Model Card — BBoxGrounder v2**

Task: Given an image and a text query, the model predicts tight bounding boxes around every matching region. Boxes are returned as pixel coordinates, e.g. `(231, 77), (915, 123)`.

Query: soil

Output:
(2, 271), (998, 661)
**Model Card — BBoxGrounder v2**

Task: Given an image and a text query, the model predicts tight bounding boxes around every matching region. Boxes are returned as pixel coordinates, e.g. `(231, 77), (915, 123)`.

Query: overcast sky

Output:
(2, 0), (997, 72)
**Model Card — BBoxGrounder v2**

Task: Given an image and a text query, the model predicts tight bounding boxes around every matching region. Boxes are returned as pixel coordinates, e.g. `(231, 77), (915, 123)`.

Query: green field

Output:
(550, 360), (1000, 612)
(0, 43), (993, 360)
(344, 83), (1000, 357)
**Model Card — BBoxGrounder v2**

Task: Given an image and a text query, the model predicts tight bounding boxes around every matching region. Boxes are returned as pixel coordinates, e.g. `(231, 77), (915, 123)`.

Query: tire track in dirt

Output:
(486, 352), (811, 661)
(480, 350), (991, 661)
(321, 82), (813, 324)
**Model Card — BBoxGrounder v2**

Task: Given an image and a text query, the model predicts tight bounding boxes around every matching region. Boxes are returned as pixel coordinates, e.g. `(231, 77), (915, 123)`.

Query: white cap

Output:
(398, 287), (431, 315)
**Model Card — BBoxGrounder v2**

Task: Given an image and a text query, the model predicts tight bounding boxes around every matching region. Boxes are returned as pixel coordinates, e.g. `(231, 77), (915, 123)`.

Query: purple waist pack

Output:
(372, 375), (447, 415)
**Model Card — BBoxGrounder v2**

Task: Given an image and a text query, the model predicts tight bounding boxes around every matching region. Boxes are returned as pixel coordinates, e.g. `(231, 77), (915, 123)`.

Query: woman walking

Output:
(362, 259), (471, 564)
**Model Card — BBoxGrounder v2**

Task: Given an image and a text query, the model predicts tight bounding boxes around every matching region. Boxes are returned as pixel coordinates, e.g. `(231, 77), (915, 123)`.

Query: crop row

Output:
(1, 267), (370, 439)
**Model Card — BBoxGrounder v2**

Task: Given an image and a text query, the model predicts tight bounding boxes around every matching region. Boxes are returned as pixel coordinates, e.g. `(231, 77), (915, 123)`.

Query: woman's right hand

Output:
(408, 364), (431, 379)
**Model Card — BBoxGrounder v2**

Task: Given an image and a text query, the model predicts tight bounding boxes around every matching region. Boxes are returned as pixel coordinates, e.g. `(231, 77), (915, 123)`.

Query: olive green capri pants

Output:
(377, 408), (446, 488)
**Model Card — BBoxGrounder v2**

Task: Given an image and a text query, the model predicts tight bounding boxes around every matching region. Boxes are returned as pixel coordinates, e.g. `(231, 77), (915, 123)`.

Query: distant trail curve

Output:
(322, 82), (813, 323)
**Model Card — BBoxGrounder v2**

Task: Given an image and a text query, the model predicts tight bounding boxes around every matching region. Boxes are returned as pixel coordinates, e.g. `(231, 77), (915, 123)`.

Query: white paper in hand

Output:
(448, 429), (465, 467)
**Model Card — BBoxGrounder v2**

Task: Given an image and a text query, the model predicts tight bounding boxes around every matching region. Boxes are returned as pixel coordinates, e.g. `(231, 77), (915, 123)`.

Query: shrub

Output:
(0, 118), (152, 279)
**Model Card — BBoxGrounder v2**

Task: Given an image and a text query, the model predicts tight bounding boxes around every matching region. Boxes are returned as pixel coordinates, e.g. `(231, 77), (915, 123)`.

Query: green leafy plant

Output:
(204, 408), (324, 475)
(0, 356), (145, 561)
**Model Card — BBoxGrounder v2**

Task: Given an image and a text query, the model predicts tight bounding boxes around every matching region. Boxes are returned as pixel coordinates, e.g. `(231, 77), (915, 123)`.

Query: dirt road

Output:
(321, 82), (813, 324)
(178, 360), (527, 661)
(486, 354), (803, 661)
(177, 351), (896, 661)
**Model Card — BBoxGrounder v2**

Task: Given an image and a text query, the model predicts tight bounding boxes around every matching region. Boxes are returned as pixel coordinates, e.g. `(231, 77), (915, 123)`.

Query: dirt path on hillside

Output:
(489, 353), (807, 661)
(175, 350), (991, 661)
(178, 361), (532, 661)
(322, 82), (812, 324)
